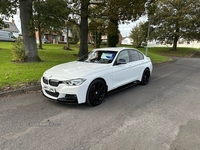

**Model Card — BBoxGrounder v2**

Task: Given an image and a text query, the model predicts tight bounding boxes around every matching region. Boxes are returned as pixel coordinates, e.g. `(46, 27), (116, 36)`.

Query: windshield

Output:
(78, 50), (117, 64)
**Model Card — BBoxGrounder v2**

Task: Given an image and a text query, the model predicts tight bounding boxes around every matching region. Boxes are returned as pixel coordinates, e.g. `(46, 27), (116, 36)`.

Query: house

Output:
(121, 37), (133, 45)
(35, 27), (73, 44)
(1, 19), (20, 37)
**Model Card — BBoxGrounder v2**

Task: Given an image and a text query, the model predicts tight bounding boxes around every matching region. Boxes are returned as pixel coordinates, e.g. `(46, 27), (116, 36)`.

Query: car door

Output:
(112, 50), (132, 88)
(128, 49), (145, 81)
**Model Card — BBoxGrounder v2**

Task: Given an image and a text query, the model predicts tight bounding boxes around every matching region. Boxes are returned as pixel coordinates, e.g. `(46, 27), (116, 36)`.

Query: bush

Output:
(12, 37), (26, 62)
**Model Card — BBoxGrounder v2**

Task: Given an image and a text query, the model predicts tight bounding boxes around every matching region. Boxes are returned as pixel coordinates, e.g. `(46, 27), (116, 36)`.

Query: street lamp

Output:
(146, 15), (151, 56)
(145, 1), (151, 56)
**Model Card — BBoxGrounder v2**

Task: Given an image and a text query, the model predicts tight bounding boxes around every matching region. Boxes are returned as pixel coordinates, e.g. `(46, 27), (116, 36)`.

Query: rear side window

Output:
(138, 52), (144, 60)
(129, 50), (139, 62)
(128, 49), (144, 62)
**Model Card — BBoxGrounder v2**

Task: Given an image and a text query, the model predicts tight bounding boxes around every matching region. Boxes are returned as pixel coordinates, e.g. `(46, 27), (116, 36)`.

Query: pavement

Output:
(0, 84), (41, 98)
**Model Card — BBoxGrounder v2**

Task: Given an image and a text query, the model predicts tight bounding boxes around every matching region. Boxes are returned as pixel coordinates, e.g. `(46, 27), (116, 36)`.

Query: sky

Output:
(119, 23), (136, 37)
(12, 14), (146, 37)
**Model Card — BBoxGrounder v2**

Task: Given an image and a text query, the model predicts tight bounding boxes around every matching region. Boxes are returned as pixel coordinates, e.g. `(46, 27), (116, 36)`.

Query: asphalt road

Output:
(1, 57), (200, 150)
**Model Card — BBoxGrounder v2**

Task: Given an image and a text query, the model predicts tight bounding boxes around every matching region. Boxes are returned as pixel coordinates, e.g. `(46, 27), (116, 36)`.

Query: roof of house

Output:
(2, 20), (19, 33)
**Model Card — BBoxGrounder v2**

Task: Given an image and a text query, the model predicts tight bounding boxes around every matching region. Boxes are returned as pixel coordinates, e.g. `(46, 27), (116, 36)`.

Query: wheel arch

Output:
(86, 77), (108, 106)
(90, 77), (108, 92)
(140, 67), (151, 81)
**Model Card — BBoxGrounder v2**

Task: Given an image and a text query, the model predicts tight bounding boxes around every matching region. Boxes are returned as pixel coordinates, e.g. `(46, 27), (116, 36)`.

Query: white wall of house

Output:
(121, 37), (133, 45)
(148, 40), (200, 49)
(62, 29), (72, 42)
(179, 41), (200, 48)
(13, 32), (20, 37)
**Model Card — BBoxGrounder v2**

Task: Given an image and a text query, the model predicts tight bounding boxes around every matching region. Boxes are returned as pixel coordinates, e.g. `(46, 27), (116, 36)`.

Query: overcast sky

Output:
(119, 22), (137, 37)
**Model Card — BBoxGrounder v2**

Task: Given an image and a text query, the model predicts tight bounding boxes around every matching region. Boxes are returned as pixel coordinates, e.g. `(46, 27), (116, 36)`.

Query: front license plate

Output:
(44, 86), (56, 93)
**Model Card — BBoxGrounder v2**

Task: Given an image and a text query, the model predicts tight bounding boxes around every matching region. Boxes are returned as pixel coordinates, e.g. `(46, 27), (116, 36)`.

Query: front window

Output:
(78, 50), (117, 64)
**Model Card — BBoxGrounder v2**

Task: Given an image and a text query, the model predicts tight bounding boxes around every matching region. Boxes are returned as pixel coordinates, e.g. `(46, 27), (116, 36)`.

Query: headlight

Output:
(63, 78), (86, 86)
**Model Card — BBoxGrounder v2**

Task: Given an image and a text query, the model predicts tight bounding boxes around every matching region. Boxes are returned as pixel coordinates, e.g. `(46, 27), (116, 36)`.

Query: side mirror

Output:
(115, 59), (126, 65)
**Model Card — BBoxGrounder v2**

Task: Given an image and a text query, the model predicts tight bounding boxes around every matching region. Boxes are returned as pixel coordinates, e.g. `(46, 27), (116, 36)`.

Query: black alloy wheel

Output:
(86, 79), (107, 106)
(141, 69), (150, 85)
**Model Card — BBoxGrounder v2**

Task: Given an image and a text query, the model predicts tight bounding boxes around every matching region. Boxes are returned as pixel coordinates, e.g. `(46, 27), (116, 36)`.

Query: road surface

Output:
(1, 57), (200, 150)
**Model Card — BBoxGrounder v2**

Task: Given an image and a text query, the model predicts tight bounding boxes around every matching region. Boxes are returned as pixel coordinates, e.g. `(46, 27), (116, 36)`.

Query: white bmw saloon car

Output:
(41, 47), (153, 106)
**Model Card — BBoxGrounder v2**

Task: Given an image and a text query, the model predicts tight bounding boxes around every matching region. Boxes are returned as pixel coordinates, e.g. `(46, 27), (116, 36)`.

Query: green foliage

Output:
(89, 19), (105, 47)
(76, 42), (80, 46)
(0, 0), (18, 27)
(106, 0), (151, 47)
(34, 0), (70, 30)
(69, 0), (154, 52)
(12, 37), (26, 62)
(72, 25), (80, 44)
(107, 19), (119, 47)
(107, 34), (119, 47)
(150, 0), (200, 50)
(33, 0), (70, 49)
(130, 22), (148, 48)
(90, 31), (102, 48)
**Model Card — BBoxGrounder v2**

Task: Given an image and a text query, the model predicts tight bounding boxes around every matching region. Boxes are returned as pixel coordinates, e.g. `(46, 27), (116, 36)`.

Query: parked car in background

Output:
(41, 47), (153, 106)
(42, 38), (50, 44)
(0, 30), (15, 42)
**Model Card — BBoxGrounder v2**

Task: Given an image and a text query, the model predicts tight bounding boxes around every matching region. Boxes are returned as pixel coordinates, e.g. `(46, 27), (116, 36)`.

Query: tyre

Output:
(86, 79), (107, 106)
(140, 68), (150, 85)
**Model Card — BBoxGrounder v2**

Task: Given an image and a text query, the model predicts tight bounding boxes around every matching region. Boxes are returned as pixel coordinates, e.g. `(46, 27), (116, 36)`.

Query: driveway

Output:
(1, 57), (200, 150)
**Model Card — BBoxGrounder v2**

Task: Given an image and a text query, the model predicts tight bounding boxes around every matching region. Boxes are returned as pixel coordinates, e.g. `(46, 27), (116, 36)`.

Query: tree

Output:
(150, 0), (200, 50)
(67, 0), (89, 57)
(105, 0), (153, 47)
(71, 25), (80, 44)
(107, 19), (119, 47)
(33, 0), (70, 49)
(89, 19), (105, 48)
(0, 0), (18, 28)
(130, 22), (148, 48)
(79, 0), (89, 57)
(68, 0), (154, 56)
(1, 0), (39, 62)
(19, 0), (41, 62)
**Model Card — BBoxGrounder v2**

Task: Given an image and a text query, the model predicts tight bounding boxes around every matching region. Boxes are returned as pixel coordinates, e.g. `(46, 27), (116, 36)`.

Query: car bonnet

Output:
(43, 61), (110, 80)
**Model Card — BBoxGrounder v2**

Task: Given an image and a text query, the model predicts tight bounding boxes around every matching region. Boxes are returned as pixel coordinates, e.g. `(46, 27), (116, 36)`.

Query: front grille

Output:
(49, 79), (60, 87)
(45, 90), (59, 97)
(43, 76), (61, 87)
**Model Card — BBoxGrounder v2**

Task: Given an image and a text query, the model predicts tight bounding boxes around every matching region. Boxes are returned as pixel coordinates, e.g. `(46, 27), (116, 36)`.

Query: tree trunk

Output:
(96, 31), (101, 48)
(78, 0), (89, 57)
(38, 24), (43, 49)
(107, 19), (119, 47)
(19, 0), (41, 62)
(172, 28), (179, 51)
(66, 25), (70, 48)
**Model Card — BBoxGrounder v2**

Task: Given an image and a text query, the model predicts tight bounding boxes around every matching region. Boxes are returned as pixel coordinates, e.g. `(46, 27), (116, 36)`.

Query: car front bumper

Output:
(41, 77), (88, 104)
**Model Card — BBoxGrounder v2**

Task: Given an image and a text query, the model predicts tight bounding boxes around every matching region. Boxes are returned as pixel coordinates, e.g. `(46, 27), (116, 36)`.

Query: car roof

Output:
(92, 47), (137, 52)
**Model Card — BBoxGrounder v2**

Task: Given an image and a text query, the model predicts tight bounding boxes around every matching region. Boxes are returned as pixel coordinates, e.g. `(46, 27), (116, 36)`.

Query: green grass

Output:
(138, 47), (199, 64)
(0, 42), (199, 90)
(0, 43), (80, 89)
